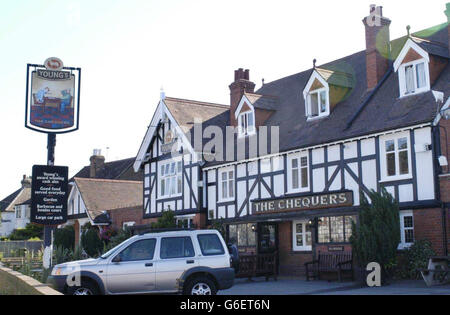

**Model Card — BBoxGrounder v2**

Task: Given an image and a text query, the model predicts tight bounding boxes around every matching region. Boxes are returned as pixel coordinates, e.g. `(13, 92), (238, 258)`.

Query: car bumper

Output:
(47, 275), (67, 293)
(214, 267), (235, 290)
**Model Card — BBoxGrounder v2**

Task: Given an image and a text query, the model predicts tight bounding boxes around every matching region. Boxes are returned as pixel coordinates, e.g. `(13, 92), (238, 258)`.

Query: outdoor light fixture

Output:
(439, 156), (448, 167)
(251, 224), (257, 232)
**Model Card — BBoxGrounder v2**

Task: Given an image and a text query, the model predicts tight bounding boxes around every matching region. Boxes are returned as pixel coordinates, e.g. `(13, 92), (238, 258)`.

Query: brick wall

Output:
(413, 208), (446, 255)
(108, 206), (152, 230)
(278, 221), (312, 276)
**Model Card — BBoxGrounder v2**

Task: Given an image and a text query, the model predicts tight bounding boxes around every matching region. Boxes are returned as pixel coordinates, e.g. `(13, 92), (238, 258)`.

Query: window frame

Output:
(237, 110), (256, 137)
(114, 238), (157, 262)
(398, 59), (430, 97)
(159, 159), (183, 198)
(306, 87), (330, 120)
(159, 236), (196, 259)
(379, 132), (412, 182)
(197, 234), (226, 256)
(219, 167), (235, 202)
(398, 210), (414, 250)
(292, 220), (312, 252)
(287, 152), (310, 193)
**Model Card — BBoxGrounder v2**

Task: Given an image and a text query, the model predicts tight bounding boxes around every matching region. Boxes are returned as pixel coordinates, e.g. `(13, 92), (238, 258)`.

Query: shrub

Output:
(54, 225), (75, 251)
(8, 223), (43, 240)
(350, 189), (400, 283)
(105, 227), (133, 251)
(53, 246), (71, 265)
(81, 227), (103, 257)
(151, 210), (177, 229)
(396, 239), (436, 279)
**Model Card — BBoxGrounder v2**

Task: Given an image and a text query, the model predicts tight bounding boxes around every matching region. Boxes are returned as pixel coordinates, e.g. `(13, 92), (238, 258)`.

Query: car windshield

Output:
(100, 238), (134, 259)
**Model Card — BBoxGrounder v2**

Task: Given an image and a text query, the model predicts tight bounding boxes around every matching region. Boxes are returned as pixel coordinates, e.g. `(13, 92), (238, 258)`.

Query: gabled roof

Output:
(0, 188), (21, 212)
(315, 68), (355, 88)
(243, 93), (278, 111)
(164, 97), (229, 134)
(0, 187), (31, 212)
(72, 157), (142, 181)
(74, 177), (143, 224)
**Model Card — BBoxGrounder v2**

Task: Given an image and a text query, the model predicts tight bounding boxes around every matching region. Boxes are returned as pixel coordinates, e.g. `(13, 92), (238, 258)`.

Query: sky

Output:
(0, 0), (448, 198)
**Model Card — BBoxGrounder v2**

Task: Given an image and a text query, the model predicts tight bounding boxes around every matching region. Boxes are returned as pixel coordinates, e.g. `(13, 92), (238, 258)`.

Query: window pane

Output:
(387, 152), (396, 176)
(403, 216), (413, 228)
(229, 171), (234, 180)
(291, 158), (298, 169)
(237, 224), (247, 246)
(229, 225), (237, 243)
(296, 223), (303, 234)
(119, 239), (156, 262)
(385, 140), (395, 152)
(300, 156), (308, 167)
(177, 161), (182, 173)
(229, 178), (234, 198)
(416, 63), (426, 89)
(305, 225), (312, 246)
(222, 181), (227, 199)
(165, 178), (170, 196)
(310, 93), (319, 116)
(330, 216), (344, 243)
(177, 175), (182, 194)
(301, 167), (308, 188)
(320, 91), (327, 113)
(165, 164), (170, 175)
(222, 172), (227, 181)
(247, 112), (254, 132)
(405, 65), (415, 93)
(247, 224), (256, 246)
(398, 138), (408, 150)
(344, 216), (356, 242)
(296, 235), (303, 247)
(292, 169), (299, 189)
(161, 165), (164, 176)
(399, 151), (409, 175)
(318, 217), (330, 243)
(160, 237), (195, 259)
(170, 163), (175, 174)
(197, 234), (225, 256)
(161, 179), (165, 196)
(405, 229), (414, 243)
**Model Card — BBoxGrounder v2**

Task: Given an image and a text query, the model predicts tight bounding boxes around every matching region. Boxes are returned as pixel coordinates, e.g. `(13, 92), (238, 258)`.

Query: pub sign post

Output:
(25, 58), (81, 269)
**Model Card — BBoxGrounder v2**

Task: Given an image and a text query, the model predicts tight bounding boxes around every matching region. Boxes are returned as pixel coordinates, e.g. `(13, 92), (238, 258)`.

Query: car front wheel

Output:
(67, 280), (99, 295)
(184, 276), (217, 295)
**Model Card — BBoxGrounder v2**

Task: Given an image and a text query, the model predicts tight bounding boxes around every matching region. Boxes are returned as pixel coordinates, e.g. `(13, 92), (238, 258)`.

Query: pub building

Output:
(133, 4), (450, 276)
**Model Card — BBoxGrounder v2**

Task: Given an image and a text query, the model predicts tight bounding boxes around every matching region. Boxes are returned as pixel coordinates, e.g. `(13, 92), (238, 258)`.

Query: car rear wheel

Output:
(184, 276), (217, 295)
(67, 280), (99, 295)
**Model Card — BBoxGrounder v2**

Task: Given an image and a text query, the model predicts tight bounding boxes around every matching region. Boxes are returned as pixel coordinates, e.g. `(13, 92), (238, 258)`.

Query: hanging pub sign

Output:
(25, 57), (81, 134)
(252, 191), (354, 215)
(30, 165), (69, 225)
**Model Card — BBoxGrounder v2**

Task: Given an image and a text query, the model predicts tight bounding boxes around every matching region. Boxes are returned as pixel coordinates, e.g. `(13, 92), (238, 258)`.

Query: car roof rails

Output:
(138, 227), (196, 235)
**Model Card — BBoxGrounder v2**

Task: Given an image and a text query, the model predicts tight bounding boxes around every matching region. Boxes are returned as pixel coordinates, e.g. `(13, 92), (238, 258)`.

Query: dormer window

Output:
(393, 38), (431, 98)
(401, 60), (429, 96)
(307, 88), (329, 119)
(238, 111), (255, 137)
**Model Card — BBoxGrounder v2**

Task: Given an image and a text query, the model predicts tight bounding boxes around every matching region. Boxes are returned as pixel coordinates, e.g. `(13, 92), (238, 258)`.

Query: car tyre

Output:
(183, 276), (217, 295)
(67, 279), (99, 295)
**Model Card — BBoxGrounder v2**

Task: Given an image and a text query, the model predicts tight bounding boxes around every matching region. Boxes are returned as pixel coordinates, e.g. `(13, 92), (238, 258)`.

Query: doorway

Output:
(257, 223), (278, 254)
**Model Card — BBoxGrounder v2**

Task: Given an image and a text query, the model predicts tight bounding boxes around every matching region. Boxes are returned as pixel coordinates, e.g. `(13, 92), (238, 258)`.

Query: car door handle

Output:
(186, 260), (195, 264)
(145, 263), (153, 267)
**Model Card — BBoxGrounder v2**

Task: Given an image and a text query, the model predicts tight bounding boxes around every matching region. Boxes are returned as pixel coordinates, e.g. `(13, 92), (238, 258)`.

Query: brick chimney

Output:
(363, 5), (391, 90)
(21, 175), (31, 188)
(445, 3), (450, 57)
(90, 149), (105, 178)
(229, 68), (255, 126)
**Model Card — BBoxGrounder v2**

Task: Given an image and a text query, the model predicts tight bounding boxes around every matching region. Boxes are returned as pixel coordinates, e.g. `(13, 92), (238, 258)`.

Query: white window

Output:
(399, 60), (429, 97)
(380, 132), (412, 181)
(292, 221), (312, 251)
(238, 111), (255, 137)
(123, 221), (136, 229)
(306, 88), (329, 120)
(176, 215), (195, 228)
(219, 169), (235, 201)
(288, 154), (309, 192)
(160, 161), (182, 197)
(15, 207), (21, 219)
(398, 211), (414, 249)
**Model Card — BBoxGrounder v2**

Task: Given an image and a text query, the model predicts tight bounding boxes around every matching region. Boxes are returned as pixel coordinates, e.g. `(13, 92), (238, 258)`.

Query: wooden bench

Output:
(235, 252), (278, 281)
(305, 251), (353, 282)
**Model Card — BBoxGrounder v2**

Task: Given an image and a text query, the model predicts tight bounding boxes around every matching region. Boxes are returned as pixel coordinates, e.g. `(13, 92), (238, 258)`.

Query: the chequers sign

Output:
(252, 191), (354, 215)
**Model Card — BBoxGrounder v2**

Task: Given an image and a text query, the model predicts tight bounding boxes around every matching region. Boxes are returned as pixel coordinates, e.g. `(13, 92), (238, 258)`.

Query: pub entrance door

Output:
(257, 223), (278, 254)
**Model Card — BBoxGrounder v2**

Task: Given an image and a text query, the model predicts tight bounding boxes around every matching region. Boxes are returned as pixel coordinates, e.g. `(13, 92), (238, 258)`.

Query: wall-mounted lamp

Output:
(251, 224), (257, 232)
(439, 156), (448, 167)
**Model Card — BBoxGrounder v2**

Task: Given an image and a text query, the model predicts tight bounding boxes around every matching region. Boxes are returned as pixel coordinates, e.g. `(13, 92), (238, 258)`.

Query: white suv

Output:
(48, 229), (235, 295)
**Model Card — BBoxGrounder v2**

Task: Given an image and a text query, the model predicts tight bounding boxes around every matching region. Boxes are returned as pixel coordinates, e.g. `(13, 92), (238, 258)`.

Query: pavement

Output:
(218, 277), (450, 295)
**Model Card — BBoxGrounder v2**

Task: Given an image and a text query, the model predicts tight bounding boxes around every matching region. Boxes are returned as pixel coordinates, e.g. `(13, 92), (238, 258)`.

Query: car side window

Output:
(160, 237), (195, 259)
(117, 239), (156, 262)
(197, 234), (225, 256)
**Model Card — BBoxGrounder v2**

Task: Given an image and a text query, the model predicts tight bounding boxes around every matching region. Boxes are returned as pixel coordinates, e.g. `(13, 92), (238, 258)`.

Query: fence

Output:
(0, 241), (44, 258)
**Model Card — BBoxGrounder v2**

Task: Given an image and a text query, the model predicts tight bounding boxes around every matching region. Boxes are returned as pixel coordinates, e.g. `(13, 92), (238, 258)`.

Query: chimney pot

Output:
(229, 68), (255, 127)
